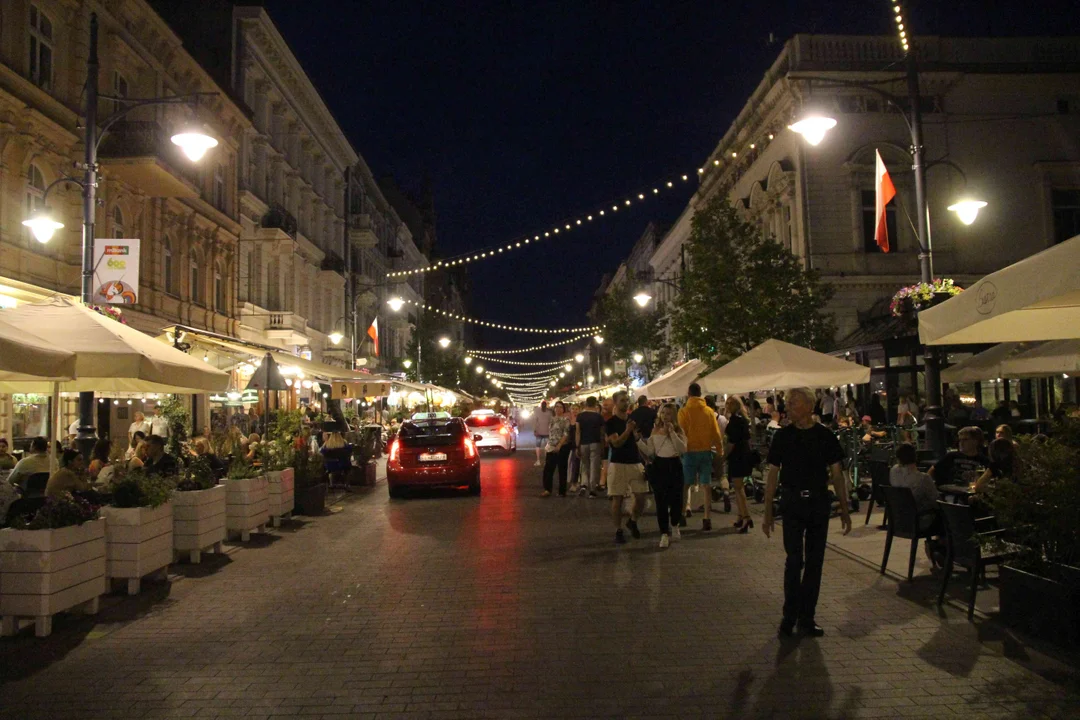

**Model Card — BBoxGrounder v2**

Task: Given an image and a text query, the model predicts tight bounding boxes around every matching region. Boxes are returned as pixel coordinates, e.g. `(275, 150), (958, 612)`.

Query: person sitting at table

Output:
(244, 433), (261, 462)
(972, 438), (1017, 494)
(8, 436), (51, 491)
(0, 438), (17, 471)
(142, 435), (178, 477)
(860, 415), (888, 445)
(125, 430), (147, 462)
(995, 424), (1016, 446)
(193, 437), (227, 477)
(890, 442), (943, 564)
(969, 398), (991, 423)
(45, 449), (90, 498)
(88, 439), (111, 481)
(128, 440), (148, 469)
(929, 426), (989, 488)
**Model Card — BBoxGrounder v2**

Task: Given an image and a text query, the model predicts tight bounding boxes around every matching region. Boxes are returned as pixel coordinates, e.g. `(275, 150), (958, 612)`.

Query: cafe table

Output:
(938, 483), (975, 504)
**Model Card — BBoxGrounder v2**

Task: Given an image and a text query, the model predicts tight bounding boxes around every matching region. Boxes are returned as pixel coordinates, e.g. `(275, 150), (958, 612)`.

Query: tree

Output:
(671, 194), (835, 365)
(594, 275), (671, 378)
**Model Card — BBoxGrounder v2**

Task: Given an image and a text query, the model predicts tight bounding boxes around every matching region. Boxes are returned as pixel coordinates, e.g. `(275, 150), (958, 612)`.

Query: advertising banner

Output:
(92, 238), (140, 304)
(331, 380), (391, 400)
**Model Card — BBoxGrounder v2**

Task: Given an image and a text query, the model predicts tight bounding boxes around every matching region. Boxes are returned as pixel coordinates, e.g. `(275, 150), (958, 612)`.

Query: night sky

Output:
(261, 0), (1075, 357)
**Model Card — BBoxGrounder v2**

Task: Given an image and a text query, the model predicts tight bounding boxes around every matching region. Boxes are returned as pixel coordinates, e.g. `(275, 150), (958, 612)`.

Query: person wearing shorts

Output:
(605, 391), (648, 544)
(678, 382), (724, 532)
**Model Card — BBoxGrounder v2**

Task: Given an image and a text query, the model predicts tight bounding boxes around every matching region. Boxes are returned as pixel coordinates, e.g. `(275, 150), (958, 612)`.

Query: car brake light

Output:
(499, 426), (509, 436)
(464, 436), (476, 458)
(389, 438), (400, 463)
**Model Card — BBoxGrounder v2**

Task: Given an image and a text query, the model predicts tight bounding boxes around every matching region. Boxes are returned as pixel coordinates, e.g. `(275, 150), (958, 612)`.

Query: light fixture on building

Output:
(386, 297), (405, 312)
(633, 291), (652, 307)
(170, 127), (219, 162)
(21, 209), (65, 243)
(947, 199), (988, 226)
(328, 331), (344, 345)
(438, 337), (451, 349)
(788, 114), (837, 146)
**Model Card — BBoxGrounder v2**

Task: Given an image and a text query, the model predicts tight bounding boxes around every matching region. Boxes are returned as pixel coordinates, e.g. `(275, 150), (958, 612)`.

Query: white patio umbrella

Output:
(0, 316), (77, 383)
(940, 342), (1041, 384)
(919, 234), (1080, 346)
(697, 339), (870, 395)
(641, 359), (706, 399)
(999, 339), (1080, 378)
(0, 297), (228, 394)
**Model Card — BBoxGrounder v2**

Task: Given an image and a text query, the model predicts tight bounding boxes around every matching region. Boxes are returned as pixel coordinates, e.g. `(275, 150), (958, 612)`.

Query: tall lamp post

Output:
(22, 14), (218, 459)
(786, 4), (987, 455)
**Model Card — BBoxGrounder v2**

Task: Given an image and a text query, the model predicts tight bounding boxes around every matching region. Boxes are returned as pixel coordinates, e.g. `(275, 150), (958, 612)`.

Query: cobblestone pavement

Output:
(2, 450), (1079, 719)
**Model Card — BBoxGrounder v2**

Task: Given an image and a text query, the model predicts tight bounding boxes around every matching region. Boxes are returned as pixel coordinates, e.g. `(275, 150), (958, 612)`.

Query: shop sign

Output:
(92, 239), (140, 304)
(331, 381), (390, 400)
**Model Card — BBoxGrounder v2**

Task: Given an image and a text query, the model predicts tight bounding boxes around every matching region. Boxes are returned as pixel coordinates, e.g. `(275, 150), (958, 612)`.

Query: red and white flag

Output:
(875, 149), (896, 253)
(366, 318), (379, 357)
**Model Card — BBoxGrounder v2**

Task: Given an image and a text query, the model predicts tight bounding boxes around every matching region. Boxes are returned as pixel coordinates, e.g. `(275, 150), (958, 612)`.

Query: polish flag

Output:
(875, 149), (896, 253)
(367, 318), (379, 357)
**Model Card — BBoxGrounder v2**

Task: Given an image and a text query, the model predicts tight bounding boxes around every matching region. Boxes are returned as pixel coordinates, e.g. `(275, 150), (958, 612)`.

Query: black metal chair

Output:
(23, 472), (50, 499)
(864, 460), (891, 526)
(880, 485), (937, 581)
(4, 496), (47, 527)
(936, 500), (1013, 620)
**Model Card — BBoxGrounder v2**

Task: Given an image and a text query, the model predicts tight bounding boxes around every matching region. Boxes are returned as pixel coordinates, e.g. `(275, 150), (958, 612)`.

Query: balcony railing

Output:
(262, 203), (298, 237)
(97, 121), (199, 198)
(349, 213), (377, 249)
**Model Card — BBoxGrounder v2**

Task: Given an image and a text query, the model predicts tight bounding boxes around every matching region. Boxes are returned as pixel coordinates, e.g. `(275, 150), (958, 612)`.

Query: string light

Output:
(465, 356), (576, 367)
(396, 298), (600, 335)
(893, 2), (910, 53)
(486, 367), (565, 378)
(466, 331), (596, 356)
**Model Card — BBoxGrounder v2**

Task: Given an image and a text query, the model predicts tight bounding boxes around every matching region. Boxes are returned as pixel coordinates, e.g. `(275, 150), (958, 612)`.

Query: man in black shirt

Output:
(605, 391), (647, 544)
(763, 387), (851, 638)
(628, 395), (657, 439)
(929, 426), (988, 487)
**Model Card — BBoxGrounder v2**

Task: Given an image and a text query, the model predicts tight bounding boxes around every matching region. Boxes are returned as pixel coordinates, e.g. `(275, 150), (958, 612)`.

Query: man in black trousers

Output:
(762, 386), (851, 637)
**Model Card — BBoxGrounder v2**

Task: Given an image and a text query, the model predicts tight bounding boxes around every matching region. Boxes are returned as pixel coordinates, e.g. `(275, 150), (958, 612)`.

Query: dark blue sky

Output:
(262, 0), (1076, 355)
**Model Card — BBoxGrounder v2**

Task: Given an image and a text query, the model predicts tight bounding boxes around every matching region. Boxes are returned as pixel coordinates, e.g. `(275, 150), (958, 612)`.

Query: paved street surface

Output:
(2, 444), (1079, 719)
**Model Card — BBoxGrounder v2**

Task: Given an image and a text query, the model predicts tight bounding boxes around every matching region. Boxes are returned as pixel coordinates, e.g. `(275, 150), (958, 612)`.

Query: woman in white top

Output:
(637, 403), (687, 548)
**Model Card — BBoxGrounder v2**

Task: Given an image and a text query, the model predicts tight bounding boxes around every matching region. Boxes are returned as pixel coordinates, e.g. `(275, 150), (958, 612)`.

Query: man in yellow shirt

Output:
(678, 382), (723, 531)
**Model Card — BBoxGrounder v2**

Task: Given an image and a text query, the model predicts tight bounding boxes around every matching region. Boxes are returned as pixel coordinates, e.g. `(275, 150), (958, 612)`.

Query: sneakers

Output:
(615, 529), (627, 544)
(659, 534), (670, 549)
(671, 526), (682, 542)
(534, 460), (542, 467)
(701, 518), (712, 532)
(797, 621), (825, 637)
(626, 519), (641, 539)
(540, 490), (551, 498)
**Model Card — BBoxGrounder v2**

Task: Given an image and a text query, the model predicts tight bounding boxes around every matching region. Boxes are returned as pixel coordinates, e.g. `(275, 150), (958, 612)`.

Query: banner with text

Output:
(92, 238), (140, 304)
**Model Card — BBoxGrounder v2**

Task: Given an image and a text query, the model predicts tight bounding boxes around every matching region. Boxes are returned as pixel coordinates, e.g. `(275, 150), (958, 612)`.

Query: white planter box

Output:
(101, 503), (173, 596)
(266, 468), (295, 527)
(0, 519), (106, 637)
(172, 484), (226, 564)
(226, 476), (269, 541)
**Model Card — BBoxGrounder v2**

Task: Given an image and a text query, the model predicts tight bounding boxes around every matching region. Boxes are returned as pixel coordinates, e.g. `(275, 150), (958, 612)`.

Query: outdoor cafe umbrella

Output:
(0, 315), (77, 383)
(940, 342), (1040, 384)
(1000, 339), (1080, 378)
(697, 339), (870, 395)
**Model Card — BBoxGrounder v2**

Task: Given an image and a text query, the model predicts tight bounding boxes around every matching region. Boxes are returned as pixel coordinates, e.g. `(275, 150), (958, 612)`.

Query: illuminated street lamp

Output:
(604, 368), (612, 377)
(464, 356), (473, 364)
(402, 359), (413, 369)
(593, 335), (604, 344)
(947, 199), (988, 225)
(564, 364), (573, 372)
(438, 337), (451, 349)
(786, 114), (837, 146)
(21, 210), (65, 243)
(633, 352), (644, 364)
(575, 354), (585, 363)
(475, 365), (484, 374)
(328, 330), (344, 345)
(633, 291), (652, 308)
(386, 297), (405, 312)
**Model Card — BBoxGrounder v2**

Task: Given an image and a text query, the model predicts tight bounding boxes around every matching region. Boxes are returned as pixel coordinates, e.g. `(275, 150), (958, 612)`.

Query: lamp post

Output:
(22, 14), (218, 460)
(786, 7), (985, 455)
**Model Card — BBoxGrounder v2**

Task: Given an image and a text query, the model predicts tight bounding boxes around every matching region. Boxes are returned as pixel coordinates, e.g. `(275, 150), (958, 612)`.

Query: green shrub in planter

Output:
(109, 467), (174, 509)
(176, 456), (217, 492)
(12, 492), (100, 530)
(227, 457), (263, 480)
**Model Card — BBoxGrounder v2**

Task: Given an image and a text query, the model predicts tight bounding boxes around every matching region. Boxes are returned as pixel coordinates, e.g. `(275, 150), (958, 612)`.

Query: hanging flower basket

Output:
(86, 304), (128, 325)
(890, 278), (963, 318)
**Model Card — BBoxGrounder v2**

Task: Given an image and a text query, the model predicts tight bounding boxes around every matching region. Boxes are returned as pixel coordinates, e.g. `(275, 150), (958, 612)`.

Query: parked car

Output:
(465, 409), (517, 454)
(387, 414), (481, 498)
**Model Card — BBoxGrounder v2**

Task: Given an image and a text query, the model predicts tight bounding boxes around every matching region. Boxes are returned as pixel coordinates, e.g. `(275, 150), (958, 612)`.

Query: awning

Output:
(1000, 339), (1080, 378)
(919, 235), (1080, 345)
(641, 359), (706, 399)
(698, 339), (870, 395)
(0, 315), (76, 383)
(940, 342), (1038, 383)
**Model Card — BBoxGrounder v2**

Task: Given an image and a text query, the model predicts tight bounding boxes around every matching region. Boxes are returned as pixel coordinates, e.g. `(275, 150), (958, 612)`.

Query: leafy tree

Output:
(671, 194), (835, 365)
(594, 275), (671, 378)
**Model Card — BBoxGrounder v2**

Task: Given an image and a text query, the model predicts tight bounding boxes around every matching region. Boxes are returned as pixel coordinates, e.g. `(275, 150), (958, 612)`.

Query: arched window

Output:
(113, 206), (125, 238)
(190, 252), (202, 305)
(214, 261), (225, 311)
(163, 236), (175, 295)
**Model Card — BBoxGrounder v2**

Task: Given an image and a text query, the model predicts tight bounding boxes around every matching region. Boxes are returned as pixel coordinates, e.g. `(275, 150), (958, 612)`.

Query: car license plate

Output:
(419, 452), (447, 462)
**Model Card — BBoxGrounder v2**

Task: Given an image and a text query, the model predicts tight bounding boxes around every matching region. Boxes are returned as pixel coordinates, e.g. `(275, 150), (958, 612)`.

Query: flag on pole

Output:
(367, 318), (379, 357)
(875, 149), (896, 253)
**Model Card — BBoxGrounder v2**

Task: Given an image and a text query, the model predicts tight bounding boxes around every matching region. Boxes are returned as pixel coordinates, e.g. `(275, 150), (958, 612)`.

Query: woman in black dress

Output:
(725, 396), (756, 533)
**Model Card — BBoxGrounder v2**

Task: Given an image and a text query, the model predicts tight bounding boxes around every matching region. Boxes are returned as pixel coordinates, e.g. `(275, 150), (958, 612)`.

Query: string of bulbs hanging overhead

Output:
(396, 299), (599, 335)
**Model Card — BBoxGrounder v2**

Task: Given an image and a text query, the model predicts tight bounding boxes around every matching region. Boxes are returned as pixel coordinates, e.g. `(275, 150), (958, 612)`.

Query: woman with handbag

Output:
(637, 403), (686, 548)
(725, 396), (756, 533)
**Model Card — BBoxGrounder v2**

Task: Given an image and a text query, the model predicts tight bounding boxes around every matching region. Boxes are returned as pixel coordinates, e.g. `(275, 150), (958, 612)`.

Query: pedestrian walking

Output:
(762, 387), (852, 638)
(678, 382), (724, 532)
(533, 400), (552, 467)
(541, 402), (570, 497)
(605, 391), (647, 544)
(725, 395), (756, 533)
(637, 402), (685, 548)
(575, 396), (604, 497)
(566, 404), (581, 493)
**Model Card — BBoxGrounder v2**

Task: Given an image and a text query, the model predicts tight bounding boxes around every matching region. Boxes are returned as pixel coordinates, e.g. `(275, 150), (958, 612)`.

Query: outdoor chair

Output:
(4, 496), (46, 527)
(864, 460), (891, 527)
(22, 472), (50, 499)
(880, 485), (937, 582)
(936, 500), (1014, 620)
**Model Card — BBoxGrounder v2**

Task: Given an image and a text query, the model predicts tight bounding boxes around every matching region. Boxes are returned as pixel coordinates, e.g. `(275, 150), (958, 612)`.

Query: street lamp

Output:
(564, 364), (573, 372)
(575, 354), (585, 363)
(328, 331), (344, 346)
(402, 359), (413, 369)
(438, 337), (451, 349)
(633, 291), (652, 308)
(947, 199), (988, 226)
(464, 356), (473, 364)
(21, 13), (219, 461)
(386, 297), (405, 312)
(604, 368), (612, 377)
(633, 352), (644, 364)
(593, 335), (604, 344)
(475, 365), (484, 374)
(786, 114), (838, 146)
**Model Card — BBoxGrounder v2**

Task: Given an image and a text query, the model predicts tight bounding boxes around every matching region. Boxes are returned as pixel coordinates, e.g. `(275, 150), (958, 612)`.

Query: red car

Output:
(387, 413), (481, 498)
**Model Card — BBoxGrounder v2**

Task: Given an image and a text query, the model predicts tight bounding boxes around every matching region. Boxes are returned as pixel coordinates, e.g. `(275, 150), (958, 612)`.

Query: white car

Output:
(465, 410), (517, 454)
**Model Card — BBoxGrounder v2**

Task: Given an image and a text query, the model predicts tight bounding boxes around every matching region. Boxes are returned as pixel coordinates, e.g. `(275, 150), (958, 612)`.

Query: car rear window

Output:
(465, 416), (502, 427)
(399, 419), (464, 446)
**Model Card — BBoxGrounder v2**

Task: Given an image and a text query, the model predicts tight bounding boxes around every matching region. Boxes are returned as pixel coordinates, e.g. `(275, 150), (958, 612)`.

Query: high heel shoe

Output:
(738, 517), (754, 534)
(733, 517), (746, 529)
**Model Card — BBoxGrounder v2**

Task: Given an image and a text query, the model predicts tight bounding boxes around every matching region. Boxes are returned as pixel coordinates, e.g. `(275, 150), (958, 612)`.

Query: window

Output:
(1052, 189), (1080, 245)
(25, 163), (46, 241)
(214, 262), (226, 311)
(28, 4), (53, 90)
(267, 257), (280, 309)
(190, 257), (201, 305)
(112, 206), (124, 238)
(212, 164), (226, 211)
(861, 189), (897, 253)
(163, 236), (175, 295)
(112, 71), (129, 115)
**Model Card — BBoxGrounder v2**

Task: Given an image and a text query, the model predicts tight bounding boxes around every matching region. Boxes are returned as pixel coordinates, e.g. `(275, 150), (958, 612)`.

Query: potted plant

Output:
(890, 278), (963, 318)
(259, 440), (295, 526)
(172, 455), (226, 564)
(224, 458), (268, 542)
(100, 467), (174, 595)
(1, 494), (105, 637)
(984, 422), (1080, 648)
(292, 445), (328, 516)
